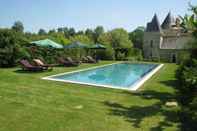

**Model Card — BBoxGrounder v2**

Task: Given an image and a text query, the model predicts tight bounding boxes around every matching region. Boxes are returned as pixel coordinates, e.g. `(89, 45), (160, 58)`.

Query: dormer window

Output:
(150, 40), (153, 48)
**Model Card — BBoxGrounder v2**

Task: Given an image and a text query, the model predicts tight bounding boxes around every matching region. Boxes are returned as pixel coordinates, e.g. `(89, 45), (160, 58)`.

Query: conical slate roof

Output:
(161, 12), (175, 29)
(146, 14), (162, 32)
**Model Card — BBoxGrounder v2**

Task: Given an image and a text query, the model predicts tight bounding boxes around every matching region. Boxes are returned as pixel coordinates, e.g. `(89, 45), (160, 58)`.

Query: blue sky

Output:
(0, 0), (196, 32)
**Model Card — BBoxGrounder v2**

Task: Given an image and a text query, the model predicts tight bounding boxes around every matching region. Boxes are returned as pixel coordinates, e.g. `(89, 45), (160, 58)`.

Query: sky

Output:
(0, 0), (196, 33)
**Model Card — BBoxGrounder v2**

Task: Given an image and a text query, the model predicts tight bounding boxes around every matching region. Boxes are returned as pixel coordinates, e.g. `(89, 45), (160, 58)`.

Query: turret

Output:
(146, 14), (162, 32)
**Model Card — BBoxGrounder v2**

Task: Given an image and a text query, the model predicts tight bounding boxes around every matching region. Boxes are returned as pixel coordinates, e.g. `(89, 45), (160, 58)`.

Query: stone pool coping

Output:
(42, 62), (164, 91)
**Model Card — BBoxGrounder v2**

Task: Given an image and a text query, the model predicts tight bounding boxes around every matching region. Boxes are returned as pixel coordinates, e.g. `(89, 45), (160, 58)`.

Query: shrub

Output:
(116, 51), (125, 60)
(127, 48), (143, 61)
(177, 51), (191, 64)
(0, 29), (27, 67)
(95, 47), (115, 60)
(17, 47), (31, 60)
(176, 58), (197, 130)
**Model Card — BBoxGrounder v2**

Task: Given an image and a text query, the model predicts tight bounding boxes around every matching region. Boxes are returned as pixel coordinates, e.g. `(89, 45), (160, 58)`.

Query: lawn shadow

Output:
(14, 69), (52, 74)
(103, 85), (179, 130)
(159, 80), (178, 89)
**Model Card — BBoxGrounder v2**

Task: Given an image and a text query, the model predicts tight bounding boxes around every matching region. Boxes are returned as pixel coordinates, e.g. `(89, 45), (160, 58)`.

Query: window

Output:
(150, 40), (153, 48)
(150, 52), (152, 58)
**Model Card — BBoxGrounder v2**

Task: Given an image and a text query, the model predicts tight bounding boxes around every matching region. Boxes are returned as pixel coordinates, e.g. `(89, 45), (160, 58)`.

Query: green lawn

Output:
(0, 61), (179, 131)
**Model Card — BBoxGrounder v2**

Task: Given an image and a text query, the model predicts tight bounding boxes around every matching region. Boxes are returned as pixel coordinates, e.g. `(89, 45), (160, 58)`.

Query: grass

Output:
(0, 61), (179, 131)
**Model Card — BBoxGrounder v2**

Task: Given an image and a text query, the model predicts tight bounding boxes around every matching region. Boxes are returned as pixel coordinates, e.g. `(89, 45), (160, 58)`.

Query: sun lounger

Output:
(33, 59), (55, 70)
(86, 56), (97, 63)
(58, 57), (79, 67)
(66, 57), (81, 64)
(19, 59), (45, 71)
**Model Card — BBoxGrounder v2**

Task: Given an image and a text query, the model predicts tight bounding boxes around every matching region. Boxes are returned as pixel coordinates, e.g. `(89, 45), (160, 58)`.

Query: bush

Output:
(176, 58), (197, 130)
(127, 48), (143, 61)
(96, 47), (115, 60)
(17, 47), (31, 60)
(177, 51), (191, 64)
(26, 46), (63, 64)
(116, 51), (125, 60)
(0, 29), (27, 67)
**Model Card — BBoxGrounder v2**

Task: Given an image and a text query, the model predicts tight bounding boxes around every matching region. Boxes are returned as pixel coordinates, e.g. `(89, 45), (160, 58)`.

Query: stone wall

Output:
(143, 31), (191, 62)
(143, 32), (161, 59)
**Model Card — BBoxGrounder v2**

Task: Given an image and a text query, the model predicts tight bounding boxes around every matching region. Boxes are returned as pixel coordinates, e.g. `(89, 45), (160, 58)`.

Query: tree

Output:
(68, 28), (76, 37)
(98, 28), (133, 60)
(85, 28), (94, 41)
(38, 29), (47, 35)
(110, 28), (132, 49)
(76, 30), (84, 35)
(63, 27), (69, 38)
(70, 34), (92, 44)
(129, 26), (145, 49)
(48, 29), (56, 34)
(176, 4), (197, 131)
(57, 27), (64, 33)
(94, 26), (104, 43)
(98, 28), (133, 49)
(50, 33), (70, 45)
(0, 29), (27, 67)
(12, 21), (24, 33)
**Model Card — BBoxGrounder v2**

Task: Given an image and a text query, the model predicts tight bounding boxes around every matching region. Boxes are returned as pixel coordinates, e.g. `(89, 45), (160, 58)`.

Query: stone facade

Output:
(143, 12), (192, 62)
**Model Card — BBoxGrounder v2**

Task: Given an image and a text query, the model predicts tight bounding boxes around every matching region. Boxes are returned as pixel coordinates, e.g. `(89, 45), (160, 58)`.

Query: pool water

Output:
(47, 63), (158, 89)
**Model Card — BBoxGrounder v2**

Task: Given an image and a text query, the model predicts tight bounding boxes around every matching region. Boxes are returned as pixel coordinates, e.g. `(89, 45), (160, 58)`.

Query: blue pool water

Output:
(49, 63), (158, 89)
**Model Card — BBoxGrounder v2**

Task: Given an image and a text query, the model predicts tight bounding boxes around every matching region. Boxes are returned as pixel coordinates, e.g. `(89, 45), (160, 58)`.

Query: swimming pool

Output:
(43, 63), (163, 91)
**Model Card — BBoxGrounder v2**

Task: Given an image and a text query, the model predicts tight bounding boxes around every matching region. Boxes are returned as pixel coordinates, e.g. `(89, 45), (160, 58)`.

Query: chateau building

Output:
(143, 12), (192, 62)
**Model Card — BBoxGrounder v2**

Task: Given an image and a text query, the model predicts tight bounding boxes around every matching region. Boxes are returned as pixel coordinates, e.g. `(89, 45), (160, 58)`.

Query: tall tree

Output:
(57, 27), (64, 33)
(70, 34), (92, 44)
(98, 28), (132, 59)
(48, 29), (56, 34)
(129, 26), (145, 49)
(38, 29), (47, 35)
(12, 21), (24, 33)
(110, 28), (132, 49)
(85, 28), (94, 41)
(63, 27), (69, 38)
(94, 26), (104, 43)
(176, 4), (197, 131)
(68, 28), (76, 37)
(0, 29), (27, 67)
(76, 30), (84, 35)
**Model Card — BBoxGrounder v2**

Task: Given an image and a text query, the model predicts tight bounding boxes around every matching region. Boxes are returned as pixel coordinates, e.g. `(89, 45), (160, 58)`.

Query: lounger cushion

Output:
(34, 59), (44, 66)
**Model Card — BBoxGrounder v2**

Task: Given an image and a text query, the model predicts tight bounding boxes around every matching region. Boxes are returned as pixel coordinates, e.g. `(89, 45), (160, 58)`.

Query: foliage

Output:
(27, 46), (61, 64)
(50, 33), (70, 45)
(127, 48), (143, 61)
(129, 26), (145, 49)
(85, 28), (94, 41)
(38, 28), (47, 35)
(110, 28), (132, 49)
(11, 21), (24, 33)
(0, 29), (28, 67)
(176, 58), (197, 130)
(48, 29), (56, 34)
(93, 47), (115, 60)
(177, 51), (191, 64)
(1, 20), (139, 64)
(70, 34), (93, 44)
(98, 28), (133, 60)
(176, 4), (197, 131)
(94, 26), (104, 43)
(68, 28), (76, 37)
